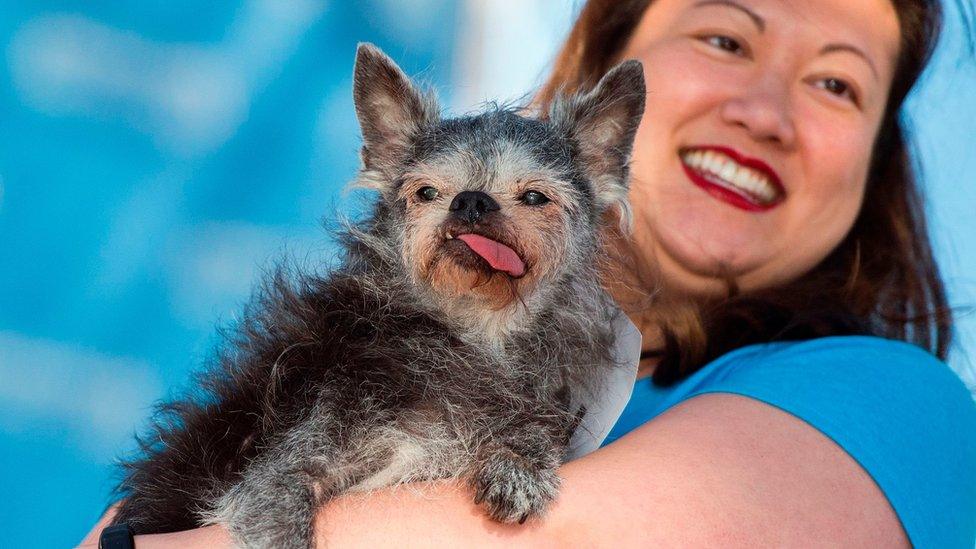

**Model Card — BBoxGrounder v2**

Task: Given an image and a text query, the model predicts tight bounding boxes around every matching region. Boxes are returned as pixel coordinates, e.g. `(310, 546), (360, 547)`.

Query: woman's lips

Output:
(679, 145), (786, 212)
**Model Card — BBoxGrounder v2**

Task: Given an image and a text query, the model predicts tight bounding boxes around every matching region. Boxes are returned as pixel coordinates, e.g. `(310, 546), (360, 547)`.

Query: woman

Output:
(81, 0), (976, 546)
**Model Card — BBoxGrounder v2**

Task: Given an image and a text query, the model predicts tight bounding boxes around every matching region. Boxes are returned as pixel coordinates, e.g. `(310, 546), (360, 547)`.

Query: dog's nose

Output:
(449, 191), (500, 223)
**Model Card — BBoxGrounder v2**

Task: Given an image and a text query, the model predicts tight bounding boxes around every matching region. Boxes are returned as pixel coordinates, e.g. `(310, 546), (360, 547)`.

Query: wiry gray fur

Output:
(109, 43), (645, 548)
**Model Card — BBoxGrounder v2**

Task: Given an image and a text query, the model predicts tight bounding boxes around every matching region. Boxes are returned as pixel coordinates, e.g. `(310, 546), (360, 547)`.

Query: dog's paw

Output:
(471, 450), (561, 524)
(205, 478), (315, 549)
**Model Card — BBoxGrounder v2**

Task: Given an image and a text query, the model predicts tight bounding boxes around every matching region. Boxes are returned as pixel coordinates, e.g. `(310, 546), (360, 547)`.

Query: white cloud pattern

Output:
(0, 331), (162, 459)
(7, 0), (326, 157)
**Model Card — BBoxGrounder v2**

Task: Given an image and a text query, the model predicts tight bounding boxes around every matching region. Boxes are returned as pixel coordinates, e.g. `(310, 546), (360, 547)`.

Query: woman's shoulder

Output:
(697, 336), (976, 481)
(612, 336), (976, 438)
(685, 335), (976, 547)
(706, 335), (976, 422)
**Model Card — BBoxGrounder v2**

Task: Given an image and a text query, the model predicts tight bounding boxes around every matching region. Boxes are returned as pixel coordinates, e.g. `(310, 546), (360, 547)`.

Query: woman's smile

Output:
(678, 145), (786, 211)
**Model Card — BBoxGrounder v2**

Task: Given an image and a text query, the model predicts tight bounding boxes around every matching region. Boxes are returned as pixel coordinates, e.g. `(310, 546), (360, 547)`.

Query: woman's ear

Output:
(353, 43), (439, 177)
(551, 60), (646, 233)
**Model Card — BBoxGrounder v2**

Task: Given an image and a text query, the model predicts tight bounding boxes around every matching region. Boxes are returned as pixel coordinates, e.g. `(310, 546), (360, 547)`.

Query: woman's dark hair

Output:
(537, 0), (955, 385)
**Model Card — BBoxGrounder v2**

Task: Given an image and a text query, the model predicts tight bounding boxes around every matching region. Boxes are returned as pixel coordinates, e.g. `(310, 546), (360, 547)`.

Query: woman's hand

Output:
(76, 504), (118, 547)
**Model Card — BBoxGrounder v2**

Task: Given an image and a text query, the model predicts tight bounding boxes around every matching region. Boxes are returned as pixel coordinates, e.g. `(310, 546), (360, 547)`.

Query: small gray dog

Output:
(109, 43), (645, 548)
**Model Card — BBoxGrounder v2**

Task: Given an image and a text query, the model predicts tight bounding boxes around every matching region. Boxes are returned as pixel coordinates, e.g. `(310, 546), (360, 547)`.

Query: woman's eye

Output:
(417, 186), (439, 201)
(520, 190), (550, 206)
(816, 77), (859, 105)
(702, 34), (746, 56)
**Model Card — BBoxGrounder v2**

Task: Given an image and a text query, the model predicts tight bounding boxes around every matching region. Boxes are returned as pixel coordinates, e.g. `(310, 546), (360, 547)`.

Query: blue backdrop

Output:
(0, 1), (973, 546)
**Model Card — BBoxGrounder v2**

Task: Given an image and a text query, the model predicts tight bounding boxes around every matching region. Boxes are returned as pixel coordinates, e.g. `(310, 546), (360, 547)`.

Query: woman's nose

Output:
(719, 74), (797, 148)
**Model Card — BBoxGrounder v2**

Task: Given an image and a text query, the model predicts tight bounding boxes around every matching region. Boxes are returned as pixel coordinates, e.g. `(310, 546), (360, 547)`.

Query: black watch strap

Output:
(99, 524), (135, 549)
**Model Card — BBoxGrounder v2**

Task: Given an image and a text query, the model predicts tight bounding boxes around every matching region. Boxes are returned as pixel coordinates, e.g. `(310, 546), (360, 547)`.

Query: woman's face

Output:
(620, 0), (901, 295)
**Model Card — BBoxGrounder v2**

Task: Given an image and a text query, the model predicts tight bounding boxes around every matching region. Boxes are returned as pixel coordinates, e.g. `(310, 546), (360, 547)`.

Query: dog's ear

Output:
(552, 60), (645, 233)
(353, 43), (438, 178)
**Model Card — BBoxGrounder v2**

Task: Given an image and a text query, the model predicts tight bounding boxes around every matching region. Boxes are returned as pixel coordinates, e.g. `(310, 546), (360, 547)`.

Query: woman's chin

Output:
(650, 232), (775, 297)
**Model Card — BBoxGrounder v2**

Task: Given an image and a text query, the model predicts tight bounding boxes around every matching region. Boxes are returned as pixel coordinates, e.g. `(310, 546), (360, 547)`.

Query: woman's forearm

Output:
(77, 520), (233, 549)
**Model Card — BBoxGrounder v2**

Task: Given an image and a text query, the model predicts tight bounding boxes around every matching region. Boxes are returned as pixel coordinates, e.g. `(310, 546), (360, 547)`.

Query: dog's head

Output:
(351, 43), (644, 333)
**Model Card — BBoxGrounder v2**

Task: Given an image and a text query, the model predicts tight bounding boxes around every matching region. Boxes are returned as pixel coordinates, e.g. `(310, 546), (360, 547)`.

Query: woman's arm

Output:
(316, 392), (907, 547)
(79, 393), (908, 547)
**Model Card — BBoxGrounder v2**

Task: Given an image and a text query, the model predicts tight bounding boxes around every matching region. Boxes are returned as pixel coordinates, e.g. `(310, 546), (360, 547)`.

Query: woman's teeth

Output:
(680, 149), (780, 204)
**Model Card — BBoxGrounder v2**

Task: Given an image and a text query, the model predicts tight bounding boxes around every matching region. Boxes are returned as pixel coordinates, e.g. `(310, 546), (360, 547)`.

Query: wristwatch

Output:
(98, 524), (135, 549)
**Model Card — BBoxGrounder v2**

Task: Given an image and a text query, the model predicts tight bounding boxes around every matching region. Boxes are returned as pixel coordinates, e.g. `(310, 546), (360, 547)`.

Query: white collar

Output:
(565, 305), (642, 460)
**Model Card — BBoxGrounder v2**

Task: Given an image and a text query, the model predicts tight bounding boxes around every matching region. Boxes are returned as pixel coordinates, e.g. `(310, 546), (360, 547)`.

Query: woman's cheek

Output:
(798, 113), (873, 213)
(643, 45), (740, 107)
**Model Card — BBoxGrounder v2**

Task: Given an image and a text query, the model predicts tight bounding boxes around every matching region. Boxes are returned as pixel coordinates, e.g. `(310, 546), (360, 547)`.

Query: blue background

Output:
(0, 1), (973, 546)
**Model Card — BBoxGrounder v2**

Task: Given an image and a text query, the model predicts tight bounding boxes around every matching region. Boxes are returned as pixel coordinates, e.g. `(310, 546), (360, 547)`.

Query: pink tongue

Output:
(456, 233), (526, 277)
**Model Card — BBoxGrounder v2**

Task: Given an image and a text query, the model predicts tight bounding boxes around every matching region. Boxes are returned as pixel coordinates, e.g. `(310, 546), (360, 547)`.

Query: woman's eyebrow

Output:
(821, 43), (880, 80)
(692, 1), (880, 82)
(693, 0), (765, 32)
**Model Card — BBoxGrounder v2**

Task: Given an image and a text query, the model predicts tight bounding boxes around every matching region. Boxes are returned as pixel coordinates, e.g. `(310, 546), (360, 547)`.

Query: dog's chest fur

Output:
(344, 412), (467, 492)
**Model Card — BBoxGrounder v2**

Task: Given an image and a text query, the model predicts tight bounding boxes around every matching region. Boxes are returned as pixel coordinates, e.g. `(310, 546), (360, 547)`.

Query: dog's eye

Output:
(417, 186), (439, 201)
(520, 190), (550, 206)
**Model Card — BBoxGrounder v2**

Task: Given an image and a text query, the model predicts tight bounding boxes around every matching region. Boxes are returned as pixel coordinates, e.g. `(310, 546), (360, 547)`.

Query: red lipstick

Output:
(679, 145), (786, 212)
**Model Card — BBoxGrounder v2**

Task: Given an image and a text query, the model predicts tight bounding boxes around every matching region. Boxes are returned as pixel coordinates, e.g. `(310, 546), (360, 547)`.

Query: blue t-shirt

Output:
(602, 336), (976, 548)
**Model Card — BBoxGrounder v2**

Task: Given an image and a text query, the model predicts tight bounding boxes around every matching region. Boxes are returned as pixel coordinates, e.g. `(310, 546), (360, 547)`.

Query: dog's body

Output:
(110, 45), (645, 548)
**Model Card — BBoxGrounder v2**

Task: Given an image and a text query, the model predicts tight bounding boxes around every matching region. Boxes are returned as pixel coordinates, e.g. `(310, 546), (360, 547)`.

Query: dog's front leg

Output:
(207, 460), (322, 549)
(469, 419), (566, 524)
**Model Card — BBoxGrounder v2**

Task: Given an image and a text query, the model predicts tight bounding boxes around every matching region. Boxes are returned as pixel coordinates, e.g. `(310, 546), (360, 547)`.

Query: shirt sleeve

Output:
(685, 336), (976, 548)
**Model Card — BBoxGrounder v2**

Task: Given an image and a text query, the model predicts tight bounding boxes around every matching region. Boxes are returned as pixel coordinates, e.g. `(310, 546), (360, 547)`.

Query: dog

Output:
(108, 43), (645, 548)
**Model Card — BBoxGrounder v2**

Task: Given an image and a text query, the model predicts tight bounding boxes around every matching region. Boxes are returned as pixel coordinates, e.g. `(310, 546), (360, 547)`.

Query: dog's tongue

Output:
(457, 233), (525, 277)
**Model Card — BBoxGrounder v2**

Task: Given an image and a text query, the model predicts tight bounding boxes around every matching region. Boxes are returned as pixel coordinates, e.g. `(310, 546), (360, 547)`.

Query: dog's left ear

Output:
(552, 60), (645, 233)
(353, 43), (439, 181)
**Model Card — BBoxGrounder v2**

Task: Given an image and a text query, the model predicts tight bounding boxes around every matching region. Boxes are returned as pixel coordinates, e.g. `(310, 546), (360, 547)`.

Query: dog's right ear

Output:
(353, 43), (438, 179)
(549, 60), (645, 234)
